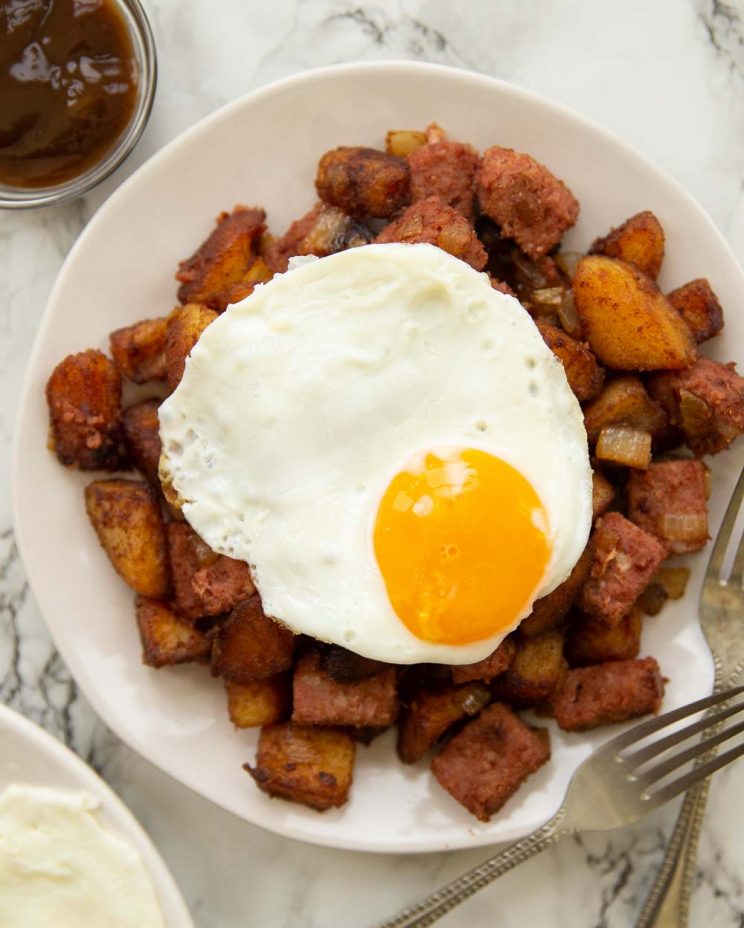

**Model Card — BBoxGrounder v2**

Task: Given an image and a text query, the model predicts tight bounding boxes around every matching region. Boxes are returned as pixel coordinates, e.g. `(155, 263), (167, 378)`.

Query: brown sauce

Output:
(0, 0), (138, 188)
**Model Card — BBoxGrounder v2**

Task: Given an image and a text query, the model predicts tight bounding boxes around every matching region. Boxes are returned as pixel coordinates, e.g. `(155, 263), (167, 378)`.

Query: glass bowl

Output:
(0, 0), (157, 210)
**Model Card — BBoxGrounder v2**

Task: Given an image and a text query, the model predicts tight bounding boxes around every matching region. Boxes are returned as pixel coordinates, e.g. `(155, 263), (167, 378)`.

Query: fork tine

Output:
(706, 468), (744, 581)
(728, 521), (744, 587)
(612, 684), (744, 756)
(634, 716), (744, 790)
(641, 738), (744, 810)
(623, 699), (744, 769)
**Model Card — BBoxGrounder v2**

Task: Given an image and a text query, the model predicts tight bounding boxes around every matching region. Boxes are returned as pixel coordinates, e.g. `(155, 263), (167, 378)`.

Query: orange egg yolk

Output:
(373, 449), (550, 645)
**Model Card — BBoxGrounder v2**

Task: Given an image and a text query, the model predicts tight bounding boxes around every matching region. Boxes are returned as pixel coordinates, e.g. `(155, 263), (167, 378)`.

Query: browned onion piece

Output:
(555, 251), (583, 280)
(655, 566), (691, 599)
(595, 426), (652, 469)
(557, 289), (583, 338)
(659, 513), (707, 542)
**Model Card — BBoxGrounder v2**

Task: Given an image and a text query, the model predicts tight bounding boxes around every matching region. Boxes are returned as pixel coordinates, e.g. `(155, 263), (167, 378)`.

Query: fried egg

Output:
(159, 243), (592, 664)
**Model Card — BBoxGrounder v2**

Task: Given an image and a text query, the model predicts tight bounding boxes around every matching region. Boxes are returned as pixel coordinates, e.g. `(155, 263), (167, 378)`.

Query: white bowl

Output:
(0, 704), (193, 926)
(13, 61), (744, 853)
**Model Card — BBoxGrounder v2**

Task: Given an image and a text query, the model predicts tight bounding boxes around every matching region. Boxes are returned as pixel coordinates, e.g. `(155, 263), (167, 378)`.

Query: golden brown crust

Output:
(46, 349), (128, 470)
(136, 596), (210, 668)
(590, 211), (665, 280)
(109, 317), (168, 383)
(315, 146), (410, 219)
(85, 479), (170, 598)
(535, 320), (605, 402)
(164, 303), (218, 391)
(245, 722), (355, 811)
(176, 206), (267, 310)
(211, 596), (295, 683)
(121, 398), (162, 486)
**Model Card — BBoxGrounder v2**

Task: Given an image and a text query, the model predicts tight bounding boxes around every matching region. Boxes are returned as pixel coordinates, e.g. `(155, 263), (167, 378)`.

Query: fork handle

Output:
(373, 817), (564, 928)
(635, 778), (710, 928)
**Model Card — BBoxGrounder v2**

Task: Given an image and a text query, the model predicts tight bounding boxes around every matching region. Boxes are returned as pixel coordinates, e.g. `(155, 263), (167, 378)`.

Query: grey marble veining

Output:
(2, 1), (744, 925)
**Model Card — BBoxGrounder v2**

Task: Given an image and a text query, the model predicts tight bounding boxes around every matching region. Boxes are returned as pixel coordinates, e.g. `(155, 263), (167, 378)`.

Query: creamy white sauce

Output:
(0, 785), (165, 928)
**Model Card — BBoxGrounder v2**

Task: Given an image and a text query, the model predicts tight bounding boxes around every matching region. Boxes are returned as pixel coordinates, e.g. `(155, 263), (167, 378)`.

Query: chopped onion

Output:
(596, 427), (652, 469)
(557, 289), (583, 338)
(385, 129), (427, 157)
(555, 251), (583, 280)
(530, 286), (564, 311)
(659, 513), (707, 542)
(655, 566), (691, 599)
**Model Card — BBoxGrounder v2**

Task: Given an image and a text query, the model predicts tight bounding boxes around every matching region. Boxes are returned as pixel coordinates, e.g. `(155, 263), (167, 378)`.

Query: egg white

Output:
(159, 243), (592, 664)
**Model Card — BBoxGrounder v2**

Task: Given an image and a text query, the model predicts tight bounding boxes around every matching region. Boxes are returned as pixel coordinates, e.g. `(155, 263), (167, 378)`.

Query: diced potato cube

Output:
(592, 470), (615, 519)
(589, 211), (665, 279)
(536, 321), (604, 402)
(46, 349), (127, 470)
(211, 596), (294, 682)
(225, 675), (291, 728)
(573, 255), (696, 370)
(583, 375), (667, 443)
(121, 399), (162, 486)
(176, 206), (267, 310)
(566, 609), (642, 666)
(164, 303), (218, 390)
(85, 479), (170, 598)
(667, 278), (723, 344)
(109, 317), (168, 383)
(245, 722), (355, 811)
(136, 596), (209, 667)
(397, 682), (490, 764)
(491, 631), (565, 706)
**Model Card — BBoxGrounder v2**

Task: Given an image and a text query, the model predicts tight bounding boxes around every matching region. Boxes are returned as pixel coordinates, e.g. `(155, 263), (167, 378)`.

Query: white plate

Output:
(0, 704), (193, 926)
(13, 61), (744, 853)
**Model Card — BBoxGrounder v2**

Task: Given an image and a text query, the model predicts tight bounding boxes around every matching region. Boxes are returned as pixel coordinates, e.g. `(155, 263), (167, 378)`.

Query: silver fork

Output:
(373, 684), (744, 928)
(636, 466), (744, 928)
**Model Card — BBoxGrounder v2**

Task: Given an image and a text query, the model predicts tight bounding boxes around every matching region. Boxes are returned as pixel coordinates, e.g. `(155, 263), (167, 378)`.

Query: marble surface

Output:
(2, 0), (744, 925)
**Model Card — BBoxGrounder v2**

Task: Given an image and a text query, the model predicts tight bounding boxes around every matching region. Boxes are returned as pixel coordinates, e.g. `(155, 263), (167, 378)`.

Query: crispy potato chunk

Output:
(166, 522), (255, 621)
(667, 278), (723, 344)
(135, 596), (209, 668)
(491, 631), (566, 706)
(590, 211), (665, 279)
(592, 470), (615, 519)
(46, 349), (128, 470)
(315, 146), (410, 219)
(566, 608), (642, 666)
(225, 675), (291, 728)
(535, 321), (604, 402)
(583, 375), (668, 443)
(245, 722), (355, 811)
(397, 683), (490, 764)
(211, 596), (294, 683)
(573, 256), (697, 370)
(121, 399), (161, 486)
(164, 303), (218, 391)
(176, 206), (267, 310)
(109, 317), (168, 383)
(520, 544), (593, 638)
(85, 479), (170, 598)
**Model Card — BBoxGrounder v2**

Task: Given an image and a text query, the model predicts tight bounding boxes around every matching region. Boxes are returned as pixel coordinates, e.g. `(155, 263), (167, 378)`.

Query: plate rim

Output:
(0, 703), (194, 927)
(12, 60), (742, 854)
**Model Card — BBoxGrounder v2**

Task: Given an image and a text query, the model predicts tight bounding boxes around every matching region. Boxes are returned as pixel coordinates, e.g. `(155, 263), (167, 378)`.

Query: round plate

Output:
(13, 62), (744, 853)
(0, 704), (193, 926)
